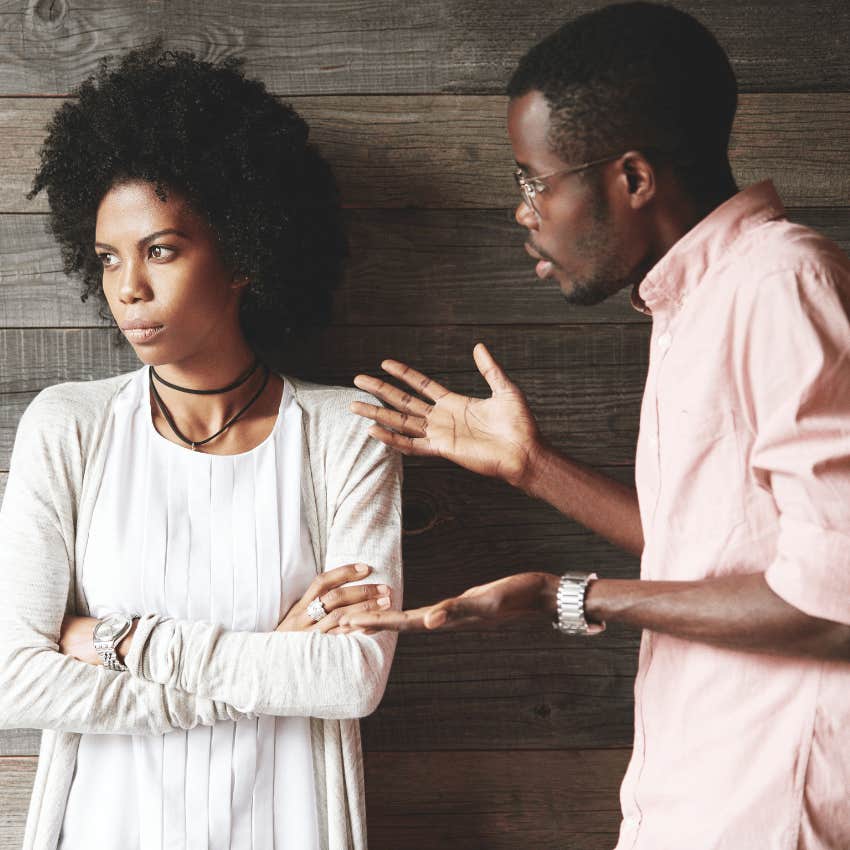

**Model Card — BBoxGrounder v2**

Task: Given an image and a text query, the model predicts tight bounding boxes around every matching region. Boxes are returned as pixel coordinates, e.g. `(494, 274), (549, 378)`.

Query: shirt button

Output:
(657, 332), (672, 350)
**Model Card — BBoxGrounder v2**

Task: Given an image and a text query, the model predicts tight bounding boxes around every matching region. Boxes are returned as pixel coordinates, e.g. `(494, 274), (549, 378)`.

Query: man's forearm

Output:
(540, 571), (850, 662)
(522, 440), (644, 557)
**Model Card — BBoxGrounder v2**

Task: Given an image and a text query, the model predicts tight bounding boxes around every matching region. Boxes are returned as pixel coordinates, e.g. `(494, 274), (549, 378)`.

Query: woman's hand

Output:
(350, 343), (545, 490)
(59, 615), (101, 664)
(276, 562), (392, 635)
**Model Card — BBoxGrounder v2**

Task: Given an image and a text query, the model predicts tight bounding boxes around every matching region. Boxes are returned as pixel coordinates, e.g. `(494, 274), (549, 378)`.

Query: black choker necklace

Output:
(151, 358), (259, 394)
(149, 362), (271, 451)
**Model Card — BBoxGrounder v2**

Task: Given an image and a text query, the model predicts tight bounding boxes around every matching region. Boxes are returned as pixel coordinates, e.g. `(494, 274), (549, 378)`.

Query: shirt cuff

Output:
(763, 516), (850, 626)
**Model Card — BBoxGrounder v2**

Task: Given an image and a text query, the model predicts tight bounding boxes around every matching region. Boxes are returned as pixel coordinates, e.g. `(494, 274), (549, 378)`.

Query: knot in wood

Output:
(402, 489), (441, 536)
(33, 0), (68, 26)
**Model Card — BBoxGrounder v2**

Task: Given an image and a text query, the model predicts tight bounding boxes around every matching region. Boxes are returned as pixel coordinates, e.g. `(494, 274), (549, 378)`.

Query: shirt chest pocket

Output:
(659, 407), (746, 542)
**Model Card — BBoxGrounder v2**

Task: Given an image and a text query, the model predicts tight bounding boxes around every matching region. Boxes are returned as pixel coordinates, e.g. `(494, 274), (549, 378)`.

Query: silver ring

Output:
(306, 596), (328, 623)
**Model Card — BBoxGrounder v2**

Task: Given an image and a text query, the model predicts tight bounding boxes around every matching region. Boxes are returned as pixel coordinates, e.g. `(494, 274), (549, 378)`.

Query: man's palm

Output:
(350, 343), (541, 487)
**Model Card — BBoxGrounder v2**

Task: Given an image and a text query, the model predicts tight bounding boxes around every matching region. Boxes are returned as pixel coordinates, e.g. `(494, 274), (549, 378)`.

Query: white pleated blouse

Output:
(58, 365), (321, 849)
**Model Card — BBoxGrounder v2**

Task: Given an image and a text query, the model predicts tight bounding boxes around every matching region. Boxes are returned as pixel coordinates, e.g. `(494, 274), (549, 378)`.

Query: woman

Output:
(0, 42), (401, 850)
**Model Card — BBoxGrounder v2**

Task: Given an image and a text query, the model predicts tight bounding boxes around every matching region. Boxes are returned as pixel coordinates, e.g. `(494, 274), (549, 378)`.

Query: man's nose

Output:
(514, 199), (538, 229)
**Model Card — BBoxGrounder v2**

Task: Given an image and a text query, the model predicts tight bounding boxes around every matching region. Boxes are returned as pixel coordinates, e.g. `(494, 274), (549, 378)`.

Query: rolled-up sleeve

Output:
(745, 263), (850, 624)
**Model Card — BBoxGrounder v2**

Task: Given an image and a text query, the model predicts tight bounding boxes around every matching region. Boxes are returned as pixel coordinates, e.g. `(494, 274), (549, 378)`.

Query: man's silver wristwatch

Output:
(552, 572), (605, 636)
(92, 613), (137, 671)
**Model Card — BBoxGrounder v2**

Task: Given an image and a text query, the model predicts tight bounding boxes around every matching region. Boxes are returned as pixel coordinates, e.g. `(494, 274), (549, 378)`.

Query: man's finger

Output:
(380, 360), (451, 403)
(472, 342), (513, 394)
(341, 606), (433, 632)
(349, 401), (427, 437)
(352, 375), (432, 416)
(365, 426), (438, 457)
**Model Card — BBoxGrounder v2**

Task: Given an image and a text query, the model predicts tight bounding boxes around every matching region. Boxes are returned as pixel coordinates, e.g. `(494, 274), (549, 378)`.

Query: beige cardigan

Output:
(0, 369), (403, 849)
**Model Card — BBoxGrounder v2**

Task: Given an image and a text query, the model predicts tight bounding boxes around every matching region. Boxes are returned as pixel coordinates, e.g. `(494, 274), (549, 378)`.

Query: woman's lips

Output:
(123, 325), (164, 343)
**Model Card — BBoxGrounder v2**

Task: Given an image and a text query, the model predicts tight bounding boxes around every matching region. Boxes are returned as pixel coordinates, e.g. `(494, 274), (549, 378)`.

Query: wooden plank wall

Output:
(1, 2), (848, 847)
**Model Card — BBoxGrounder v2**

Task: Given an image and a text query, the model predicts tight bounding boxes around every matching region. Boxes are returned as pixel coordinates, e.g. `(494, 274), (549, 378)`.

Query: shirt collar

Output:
(632, 180), (786, 316)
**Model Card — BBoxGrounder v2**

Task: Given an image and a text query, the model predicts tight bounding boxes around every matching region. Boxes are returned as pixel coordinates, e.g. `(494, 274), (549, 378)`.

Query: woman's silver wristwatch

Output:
(92, 613), (137, 671)
(552, 572), (606, 635)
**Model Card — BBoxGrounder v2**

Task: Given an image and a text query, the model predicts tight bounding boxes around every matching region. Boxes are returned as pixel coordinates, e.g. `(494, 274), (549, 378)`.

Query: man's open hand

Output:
(351, 343), (543, 489)
(339, 572), (558, 633)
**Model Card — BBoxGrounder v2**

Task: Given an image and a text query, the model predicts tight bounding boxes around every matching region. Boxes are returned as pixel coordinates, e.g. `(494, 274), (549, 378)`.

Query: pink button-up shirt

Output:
(615, 182), (850, 850)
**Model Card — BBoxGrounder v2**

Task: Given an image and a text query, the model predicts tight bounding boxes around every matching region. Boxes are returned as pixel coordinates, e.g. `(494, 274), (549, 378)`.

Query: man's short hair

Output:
(507, 2), (738, 200)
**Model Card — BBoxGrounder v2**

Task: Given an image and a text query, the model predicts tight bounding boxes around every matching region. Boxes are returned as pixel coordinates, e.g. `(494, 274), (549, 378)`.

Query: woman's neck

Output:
(148, 341), (269, 436)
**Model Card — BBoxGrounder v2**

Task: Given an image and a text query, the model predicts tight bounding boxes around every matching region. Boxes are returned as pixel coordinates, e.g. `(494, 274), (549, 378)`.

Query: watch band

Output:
(552, 571), (606, 636)
(93, 613), (137, 672)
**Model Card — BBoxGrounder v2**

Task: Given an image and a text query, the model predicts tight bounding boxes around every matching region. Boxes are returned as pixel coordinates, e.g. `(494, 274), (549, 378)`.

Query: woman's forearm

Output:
(124, 613), (397, 719)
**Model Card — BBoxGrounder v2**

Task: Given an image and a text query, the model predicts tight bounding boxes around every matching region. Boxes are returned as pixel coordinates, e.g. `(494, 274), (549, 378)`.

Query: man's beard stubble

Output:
(562, 178), (648, 306)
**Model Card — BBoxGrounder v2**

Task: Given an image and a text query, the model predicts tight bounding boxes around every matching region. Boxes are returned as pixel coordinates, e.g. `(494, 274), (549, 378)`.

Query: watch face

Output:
(94, 615), (127, 641)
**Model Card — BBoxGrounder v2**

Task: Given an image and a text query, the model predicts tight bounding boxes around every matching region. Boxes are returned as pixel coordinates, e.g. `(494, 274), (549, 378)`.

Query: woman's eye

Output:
(97, 252), (115, 266)
(149, 245), (174, 260)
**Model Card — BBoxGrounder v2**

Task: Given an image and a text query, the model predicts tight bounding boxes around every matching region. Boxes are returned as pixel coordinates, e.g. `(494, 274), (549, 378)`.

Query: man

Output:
(342, 2), (850, 847)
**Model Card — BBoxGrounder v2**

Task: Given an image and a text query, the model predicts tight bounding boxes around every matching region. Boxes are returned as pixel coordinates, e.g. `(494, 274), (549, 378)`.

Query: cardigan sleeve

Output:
(0, 386), (256, 735)
(124, 395), (403, 720)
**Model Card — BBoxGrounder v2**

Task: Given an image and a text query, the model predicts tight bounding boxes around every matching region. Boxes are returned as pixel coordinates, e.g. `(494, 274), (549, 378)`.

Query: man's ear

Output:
(621, 151), (656, 209)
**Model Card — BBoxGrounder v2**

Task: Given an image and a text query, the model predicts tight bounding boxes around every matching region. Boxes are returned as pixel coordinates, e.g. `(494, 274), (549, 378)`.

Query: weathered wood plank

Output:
(0, 323), (651, 389)
(2, 207), (847, 328)
(0, 728), (39, 757)
(3, 95), (849, 211)
(364, 748), (629, 849)
(0, 756), (36, 847)
(2, 749), (631, 849)
(0, 0), (847, 94)
(0, 452), (641, 753)
(362, 629), (638, 750)
(0, 326), (647, 468)
(0, 627), (638, 754)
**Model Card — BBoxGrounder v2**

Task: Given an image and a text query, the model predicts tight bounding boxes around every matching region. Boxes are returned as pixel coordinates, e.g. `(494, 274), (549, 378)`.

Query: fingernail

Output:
(378, 597), (391, 608)
(356, 564), (369, 574)
(377, 584), (390, 595)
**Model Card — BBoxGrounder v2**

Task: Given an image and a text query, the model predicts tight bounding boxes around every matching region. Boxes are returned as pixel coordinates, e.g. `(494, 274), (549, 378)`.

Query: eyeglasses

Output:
(513, 153), (624, 215)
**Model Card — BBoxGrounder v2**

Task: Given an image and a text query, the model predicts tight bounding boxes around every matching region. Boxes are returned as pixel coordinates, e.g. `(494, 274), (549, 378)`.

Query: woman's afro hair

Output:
(27, 39), (347, 351)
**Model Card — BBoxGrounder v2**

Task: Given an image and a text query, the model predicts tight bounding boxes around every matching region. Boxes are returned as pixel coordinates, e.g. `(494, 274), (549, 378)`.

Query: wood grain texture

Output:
(0, 727), (39, 757)
(1, 0), (848, 95)
(4, 95), (850, 211)
(0, 756), (36, 848)
(2, 749), (631, 849)
(0, 325), (648, 469)
(0, 624), (638, 755)
(2, 207), (848, 328)
(364, 749), (630, 850)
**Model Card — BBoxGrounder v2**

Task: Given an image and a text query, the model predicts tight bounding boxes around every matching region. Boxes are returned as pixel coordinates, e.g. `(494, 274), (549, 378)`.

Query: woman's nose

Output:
(118, 260), (149, 303)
